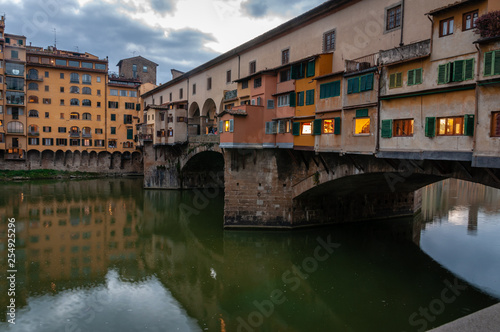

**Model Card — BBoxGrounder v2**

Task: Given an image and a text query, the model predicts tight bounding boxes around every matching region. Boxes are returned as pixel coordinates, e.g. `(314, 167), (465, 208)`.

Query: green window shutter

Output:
(319, 84), (327, 99)
(229, 119), (234, 133)
(360, 75), (367, 91)
(464, 114), (474, 136)
(395, 72), (402, 87)
(415, 68), (423, 85)
(356, 109), (369, 118)
(127, 129), (133, 140)
(306, 89), (315, 105)
(381, 119), (393, 138)
(312, 119), (322, 135)
(484, 51), (493, 76)
(438, 64), (447, 84)
(425, 117), (436, 137)
(407, 70), (415, 86)
(389, 73), (396, 88)
(291, 65), (298, 79)
(297, 92), (304, 106)
(347, 78), (354, 94)
(352, 77), (360, 93)
(334, 117), (341, 135)
(365, 73), (374, 91)
(289, 92), (296, 107)
(219, 121), (223, 133)
(494, 51), (500, 75)
(453, 60), (465, 82)
(464, 59), (474, 80)
(292, 122), (300, 136)
(124, 115), (128, 124)
(333, 81), (341, 96)
(306, 61), (315, 77)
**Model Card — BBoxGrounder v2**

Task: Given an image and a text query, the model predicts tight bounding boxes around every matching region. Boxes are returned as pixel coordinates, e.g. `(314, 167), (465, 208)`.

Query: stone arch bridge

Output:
(143, 140), (500, 228)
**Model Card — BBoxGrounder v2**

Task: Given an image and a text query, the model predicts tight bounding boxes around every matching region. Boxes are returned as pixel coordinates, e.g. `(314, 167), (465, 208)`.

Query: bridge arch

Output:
(181, 150), (224, 189)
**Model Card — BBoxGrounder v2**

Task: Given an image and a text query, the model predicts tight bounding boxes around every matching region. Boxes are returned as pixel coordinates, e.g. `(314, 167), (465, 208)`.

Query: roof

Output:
(426, 0), (480, 16)
(218, 109), (248, 117)
(117, 55), (159, 67)
(142, 0), (353, 98)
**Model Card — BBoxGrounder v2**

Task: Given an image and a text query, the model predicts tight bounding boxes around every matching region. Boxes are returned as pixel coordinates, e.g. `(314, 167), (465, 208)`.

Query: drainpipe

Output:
(400, 0), (405, 46)
(427, 15), (434, 55)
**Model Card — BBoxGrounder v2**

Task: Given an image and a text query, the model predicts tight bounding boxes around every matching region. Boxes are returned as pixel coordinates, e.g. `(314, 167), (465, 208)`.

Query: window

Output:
(386, 4), (402, 31)
(438, 59), (474, 84)
(45, 71), (49, 78)
(491, 112), (500, 137)
(319, 80), (341, 100)
(354, 109), (370, 135)
(28, 125), (39, 134)
(70, 139), (80, 146)
(56, 138), (67, 146)
(297, 91), (304, 106)
(436, 116), (475, 136)
(6, 77), (24, 91)
(97, 115), (101, 121)
(43, 98), (51, 104)
(265, 121), (277, 134)
(347, 73), (374, 94)
(29, 138), (40, 145)
(96, 76), (101, 82)
(28, 82), (39, 91)
(60, 73), (65, 79)
(60, 99), (64, 106)
(207, 77), (212, 90)
(97, 89), (101, 96)
(223, 120), (234, 133)
(70, 73), (79, 83)
(70, 98), (79, 106)
(278, 94), (289, 107)
(323, 30), (336, 52)
(11, 50), (19, 59)
(280, 69), (291, 82)
(108, 101), (118, 108)
(56, 59), (67, 66)
(179, 88), (183, 99)
(110, 89), (118, 96)
(82, 99), (91, 107)
(407, 68), (423, 86)
(82, 62), (93, 69)
(463, 10), (478, 31)
(120, 90), (127, 97)
(82, 127), (91, 137)
(29, 110), (39, 118)
(440, 17), (454, 37)
(6, 63), (25, 76)
(323, 118), (341, 134)
(60, 87), (64, 93)
(82, 113), (91, 120)
(82, 87), (91, 95)
(242, 80), (249, 89)
(111, 114), (116, 121)
(130, 90), (137, 97)
(70, 112), (79, 120)
(125, 102), (135, 110)
(110, 127), (116, 135)
(45, 112), (49, 118)
(484, 50), (500, 76)
(226, 70), (232, 83)
(43, 138), (54, 146)
(169, 92), (172, 101)
(68, 60), (79, 67)
(29, 96), (39, 103)
(127, 128), (134, 140)
(249, 61), (256, 75)
(7, 121), (24, 134)
(291, 62), (306, 80)
(58, 127), (66, 133)
(124, 115), (133, 124)
(282, 49), (290, 65)
(381, 119), (414, 138)
(277, 120), (292, 134)
(95, 128), (103, 134)
(143, 65), (148, 72)
(95, 140), (104, 147)
(254, 77), (262, 88)
(192, 83), (196, 95)
(70, 86), (80, 94)
(96, 64), (106, 70)
(45, 85), (49, 92)
(389, 72), (403, 88)
(301, 122), (312, 135)
(305, 89), (315, 105)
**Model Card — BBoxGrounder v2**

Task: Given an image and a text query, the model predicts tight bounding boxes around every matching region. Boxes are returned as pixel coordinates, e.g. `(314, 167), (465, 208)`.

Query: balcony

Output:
(139, 134), (153, 142)
(82, 132), (92, 138)
(5, 148), (25, 161)
(69, 131), (80, 138)
(224, 89), (238, 101)
(26, 75), (43, 82)
(379, 39), (431, 65)
(28, 130), (40, 136)
(345, 53), (378, 73)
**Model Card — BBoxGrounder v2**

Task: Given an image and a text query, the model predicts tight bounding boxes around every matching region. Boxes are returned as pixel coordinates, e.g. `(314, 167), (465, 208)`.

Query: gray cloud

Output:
(0, 0), (219, 84)
(241, 0), (324, 18)
(149, 0), (178, 15)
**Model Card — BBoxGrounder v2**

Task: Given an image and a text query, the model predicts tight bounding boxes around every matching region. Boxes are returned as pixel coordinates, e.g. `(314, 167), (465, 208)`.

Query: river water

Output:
(0, 178), (499, 332)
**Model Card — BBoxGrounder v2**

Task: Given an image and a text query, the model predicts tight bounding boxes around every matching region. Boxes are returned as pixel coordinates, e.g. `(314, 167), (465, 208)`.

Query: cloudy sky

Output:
(1, 0), (325, 84)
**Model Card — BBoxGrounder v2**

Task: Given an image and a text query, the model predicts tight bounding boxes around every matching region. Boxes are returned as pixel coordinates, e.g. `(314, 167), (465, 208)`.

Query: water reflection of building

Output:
(421, 179), (500, 234)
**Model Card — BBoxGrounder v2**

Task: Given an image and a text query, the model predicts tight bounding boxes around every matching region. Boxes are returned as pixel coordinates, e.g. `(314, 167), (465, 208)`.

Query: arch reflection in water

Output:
(0, 178), (498, 332)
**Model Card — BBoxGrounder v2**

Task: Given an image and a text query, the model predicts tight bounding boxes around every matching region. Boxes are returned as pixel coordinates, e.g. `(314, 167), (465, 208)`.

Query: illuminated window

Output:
(323, 119), (334, 134)
(355, 118), (370, 135)
(224, 120), (230, 132)
(301, 122), (312, 135)
(492, 112), (500, 137)
(393, 119), (414, 137)
(438, 116), (463, 136)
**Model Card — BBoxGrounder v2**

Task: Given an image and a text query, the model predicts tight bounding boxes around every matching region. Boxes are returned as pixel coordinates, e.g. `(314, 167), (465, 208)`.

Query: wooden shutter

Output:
(495, 51), (500, 75)
(265, 122), (270, 135)
(464, 59), (474, 80)
(306, 61), (315, 77)
(453, 60), (464, 82)
(484, 51), (494, 76)
(463, 114), (474, 136)
(297, 92), (304, 106)
(360, 75), (367, 91)
(356, 109), (369, 118)
(313, 119), (322, 135)
(219, 121), (223, 133)
(352, 77), (360, 93)
(425, 117), (436, 137)
(306, 89), (315, 105)
(347, 78), (354, 94)
(333, 81), (341, 96)
(438, 63), (449, 84)
(494, 113), (500, 137)
(407, 70), (414, 86)
(415, 68), (423, 85)
(229, 119), (234, 133)
(278, 120), (285, 134)
(365, 73), (374, 90)
(292, 122), (300, 136)
(127, 128), (133, 140)
(389, 73), (396, 89)
(289, 92), (296, 107)
(320, 84), (327, 99)
(381, 119), (392, 138)
(334, 117), (341, 135)
(395, 72), (402, 87)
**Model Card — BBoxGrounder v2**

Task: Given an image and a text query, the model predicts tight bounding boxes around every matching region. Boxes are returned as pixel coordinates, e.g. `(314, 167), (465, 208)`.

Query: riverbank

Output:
(0, 169), (142, 181)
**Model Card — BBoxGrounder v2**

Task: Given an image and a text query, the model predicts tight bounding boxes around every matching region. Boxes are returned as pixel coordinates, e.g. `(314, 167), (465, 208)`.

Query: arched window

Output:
(70, 98), (80, 106)
(29, 110), (39, 118)
(70, 112), (80, 120)
(70, 126), (80, 136)
(28, 82), (39, 90)
(82, 74), (91, 84)
(70, 73), (79, 83)
(82, 87), (91, 95)
(28, 96), (39, 103)
(7, 121), (24, 134)
(82, 99), (91, 107)
(28, 69), (39, 80)
(82, 126), (91, 136)
(70, 86), (80, 94)
(82, 112), (91, 120)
